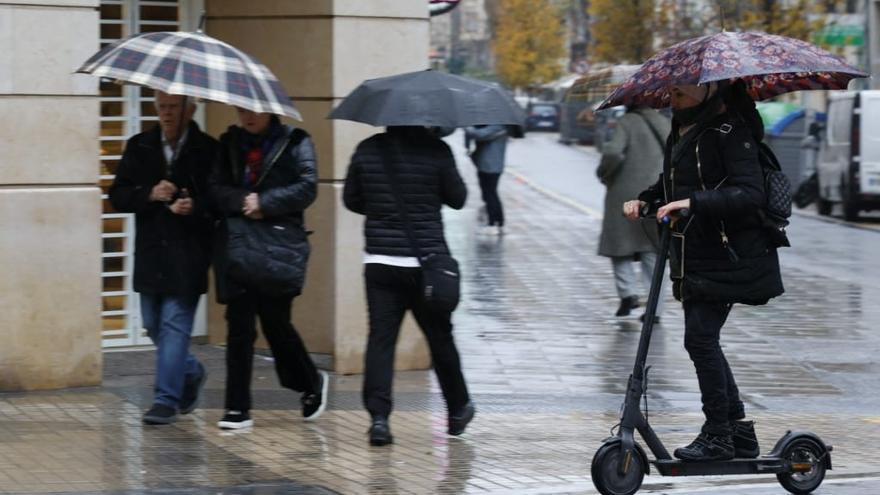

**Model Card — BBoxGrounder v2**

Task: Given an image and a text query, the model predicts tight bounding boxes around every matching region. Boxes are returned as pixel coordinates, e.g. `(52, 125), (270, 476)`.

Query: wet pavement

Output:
(2, 132), (880, 494)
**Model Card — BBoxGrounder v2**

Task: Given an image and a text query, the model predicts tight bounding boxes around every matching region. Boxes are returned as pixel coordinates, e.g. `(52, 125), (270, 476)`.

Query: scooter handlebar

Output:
(639, 204), (691, 223)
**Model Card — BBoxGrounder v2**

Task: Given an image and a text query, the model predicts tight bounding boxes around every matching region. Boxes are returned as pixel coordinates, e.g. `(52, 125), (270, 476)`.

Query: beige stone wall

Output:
(0, 1), (102, 390)
(204, 0), (431, 374)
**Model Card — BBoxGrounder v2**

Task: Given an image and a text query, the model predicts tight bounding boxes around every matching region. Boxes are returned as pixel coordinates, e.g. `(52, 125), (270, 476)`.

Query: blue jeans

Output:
(140, 293), (204, 409)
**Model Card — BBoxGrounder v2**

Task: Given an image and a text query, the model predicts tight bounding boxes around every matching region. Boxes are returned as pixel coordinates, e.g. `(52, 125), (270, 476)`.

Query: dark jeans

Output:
(683, 300), (745, 435)
(224, 291), (320, 412)
(478, 172), (504, 226)
(363, 263), (470, 418)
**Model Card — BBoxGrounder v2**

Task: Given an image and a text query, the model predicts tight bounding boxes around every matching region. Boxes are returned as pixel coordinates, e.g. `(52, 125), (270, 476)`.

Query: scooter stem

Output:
(632, 223), (672, 381)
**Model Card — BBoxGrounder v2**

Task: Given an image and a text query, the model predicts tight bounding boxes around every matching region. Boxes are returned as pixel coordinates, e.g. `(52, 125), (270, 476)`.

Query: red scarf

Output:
(244, 147), (263, 188)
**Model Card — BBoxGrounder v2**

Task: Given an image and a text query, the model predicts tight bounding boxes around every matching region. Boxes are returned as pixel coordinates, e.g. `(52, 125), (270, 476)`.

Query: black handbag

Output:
(225, 215), (310, 296)
(379, 136), (461, 313)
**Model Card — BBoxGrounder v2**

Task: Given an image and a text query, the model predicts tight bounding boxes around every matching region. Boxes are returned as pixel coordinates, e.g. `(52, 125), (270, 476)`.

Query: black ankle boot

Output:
(369, 417), (393, 446)
(674, 432), (734, 461)
(615, 296), (640, 317)
(732, 420), (760, 458)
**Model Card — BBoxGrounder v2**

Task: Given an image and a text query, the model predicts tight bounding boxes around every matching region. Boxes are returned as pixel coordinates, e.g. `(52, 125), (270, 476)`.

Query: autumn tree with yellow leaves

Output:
(589, 0), (657, 64)
(590, 0), (833, 65)
(493, 0), (566, 91)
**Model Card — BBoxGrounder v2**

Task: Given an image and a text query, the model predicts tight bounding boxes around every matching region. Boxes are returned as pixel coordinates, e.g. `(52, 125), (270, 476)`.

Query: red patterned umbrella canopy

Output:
(598, 31), (868, 110)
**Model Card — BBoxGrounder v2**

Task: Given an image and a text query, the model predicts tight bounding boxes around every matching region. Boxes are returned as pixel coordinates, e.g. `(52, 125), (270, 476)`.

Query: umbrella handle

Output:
(197, 11), (206, 32)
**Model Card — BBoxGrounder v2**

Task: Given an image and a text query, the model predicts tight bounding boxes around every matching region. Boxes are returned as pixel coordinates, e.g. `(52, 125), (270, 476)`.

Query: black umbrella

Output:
(328, 70), (525, 128)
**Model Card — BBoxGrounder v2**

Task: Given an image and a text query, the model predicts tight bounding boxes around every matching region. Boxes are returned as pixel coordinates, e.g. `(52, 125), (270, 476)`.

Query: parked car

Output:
(525, 102), (560, 131)
(815, 90), (880, 220)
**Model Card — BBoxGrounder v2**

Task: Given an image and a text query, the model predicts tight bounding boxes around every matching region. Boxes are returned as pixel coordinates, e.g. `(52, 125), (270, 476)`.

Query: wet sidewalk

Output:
(2, 137), (880, 494)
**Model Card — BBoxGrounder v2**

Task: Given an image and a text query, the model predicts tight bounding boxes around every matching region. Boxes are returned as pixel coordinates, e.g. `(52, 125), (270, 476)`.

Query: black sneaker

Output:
(616, 296), (640, 317)
(448, 401), (475, 436)
(732, 420), (760, 458)
(302, 370), (329, 421)
(218, 410), (253, 430)
(179, 364), (207, 415)
(143, 404), (177, 425)
(369, 417), (393, 446)
(674, 432), (735, 461)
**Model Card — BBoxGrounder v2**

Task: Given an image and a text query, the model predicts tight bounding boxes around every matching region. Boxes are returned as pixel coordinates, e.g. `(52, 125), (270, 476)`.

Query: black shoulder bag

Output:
(224, 129), (311, 296)
(378, 136), (461, 313)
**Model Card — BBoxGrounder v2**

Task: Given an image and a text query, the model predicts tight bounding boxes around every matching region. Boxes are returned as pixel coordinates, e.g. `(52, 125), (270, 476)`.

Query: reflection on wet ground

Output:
(2, 149), (880, 494)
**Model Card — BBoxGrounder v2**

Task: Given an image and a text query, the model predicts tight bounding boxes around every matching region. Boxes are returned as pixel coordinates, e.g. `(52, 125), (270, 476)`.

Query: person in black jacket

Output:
(109, 91), (217, 425)
(343, 126), (474, 446)
(623, 81), (783, 461)
(209, 109), (327, 430)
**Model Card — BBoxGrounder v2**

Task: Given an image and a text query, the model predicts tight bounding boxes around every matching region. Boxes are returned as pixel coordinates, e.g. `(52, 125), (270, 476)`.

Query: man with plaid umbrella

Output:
(109, 91), (219, 425)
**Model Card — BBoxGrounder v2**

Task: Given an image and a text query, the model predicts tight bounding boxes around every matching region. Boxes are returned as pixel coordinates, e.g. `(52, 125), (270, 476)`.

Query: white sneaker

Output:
(495, 225), (505, 236)
(218, 410), (253, 430)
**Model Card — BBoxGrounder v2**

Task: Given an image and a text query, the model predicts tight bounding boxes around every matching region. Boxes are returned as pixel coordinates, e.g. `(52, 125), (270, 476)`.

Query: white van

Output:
(816, 90), (880, 220)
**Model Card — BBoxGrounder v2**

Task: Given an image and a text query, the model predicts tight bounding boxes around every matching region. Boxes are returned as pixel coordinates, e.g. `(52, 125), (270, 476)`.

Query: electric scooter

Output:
(590, 210), (832, 495)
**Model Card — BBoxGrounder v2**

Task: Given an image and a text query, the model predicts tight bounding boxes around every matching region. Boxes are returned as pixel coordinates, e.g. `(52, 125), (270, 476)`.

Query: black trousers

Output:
(363, 263), (470, 418)
(224, 290), (319, 412)
(683, 300), (745, 434)
(478, 172), (504, 226)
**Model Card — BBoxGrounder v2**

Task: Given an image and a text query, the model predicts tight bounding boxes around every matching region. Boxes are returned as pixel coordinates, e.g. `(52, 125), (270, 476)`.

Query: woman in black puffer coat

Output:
(623, 80), (783, 462)
(210, 111), (327, 430)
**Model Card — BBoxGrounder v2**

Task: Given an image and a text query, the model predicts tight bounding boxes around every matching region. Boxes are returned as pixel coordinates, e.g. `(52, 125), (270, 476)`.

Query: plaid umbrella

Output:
(77, 31), (301, 120)
(598, 31), (868, 110)
(565, 65), (641, 103)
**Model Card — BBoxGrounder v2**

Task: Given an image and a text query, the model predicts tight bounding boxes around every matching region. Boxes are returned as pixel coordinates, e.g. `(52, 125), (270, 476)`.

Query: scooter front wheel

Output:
(776, 436), (827, 494)
(591, 441), (645, 495)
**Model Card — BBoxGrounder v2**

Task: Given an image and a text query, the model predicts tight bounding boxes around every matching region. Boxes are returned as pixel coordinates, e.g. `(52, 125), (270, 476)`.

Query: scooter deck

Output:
(652, 457), (791, 476)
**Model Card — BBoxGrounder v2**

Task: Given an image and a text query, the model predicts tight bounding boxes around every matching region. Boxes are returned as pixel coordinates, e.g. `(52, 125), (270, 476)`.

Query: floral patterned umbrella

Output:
(598, 31), (868, 110)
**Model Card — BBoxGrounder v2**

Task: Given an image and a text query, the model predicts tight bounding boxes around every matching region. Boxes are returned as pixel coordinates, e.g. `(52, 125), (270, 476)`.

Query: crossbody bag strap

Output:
(254, 132), (296, 188)
(377, 135), (425, 263)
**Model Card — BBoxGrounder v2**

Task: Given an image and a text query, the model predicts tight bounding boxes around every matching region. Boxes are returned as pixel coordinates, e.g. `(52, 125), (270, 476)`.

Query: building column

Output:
(0, 1), (102, 390)
(204, 0), (431, 374)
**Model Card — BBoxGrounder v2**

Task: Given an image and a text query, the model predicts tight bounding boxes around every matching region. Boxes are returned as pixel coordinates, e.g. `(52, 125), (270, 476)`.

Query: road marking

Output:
(793, 208), (880, 232)
(508, 168), (603, 220)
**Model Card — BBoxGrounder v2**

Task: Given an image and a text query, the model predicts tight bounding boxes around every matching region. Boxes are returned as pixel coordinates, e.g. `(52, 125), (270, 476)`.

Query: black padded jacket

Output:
(343, 127), (466, 257)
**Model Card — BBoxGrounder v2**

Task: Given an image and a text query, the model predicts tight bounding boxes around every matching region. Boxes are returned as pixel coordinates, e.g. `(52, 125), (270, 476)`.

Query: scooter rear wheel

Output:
(591, 441), (645, 495)
(776, 436), (827, 494)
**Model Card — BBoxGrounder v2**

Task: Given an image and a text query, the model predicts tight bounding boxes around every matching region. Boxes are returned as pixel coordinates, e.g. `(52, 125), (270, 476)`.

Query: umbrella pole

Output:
(170, 95), (187, 167)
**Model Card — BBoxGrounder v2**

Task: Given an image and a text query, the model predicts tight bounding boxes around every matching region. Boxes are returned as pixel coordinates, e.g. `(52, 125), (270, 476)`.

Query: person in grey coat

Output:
(596, 107), (670, 319)
(464, 125), (508, 234)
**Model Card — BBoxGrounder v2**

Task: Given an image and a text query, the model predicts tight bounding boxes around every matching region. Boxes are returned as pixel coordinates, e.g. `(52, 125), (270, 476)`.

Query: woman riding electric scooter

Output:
(622, 80), (784, 462)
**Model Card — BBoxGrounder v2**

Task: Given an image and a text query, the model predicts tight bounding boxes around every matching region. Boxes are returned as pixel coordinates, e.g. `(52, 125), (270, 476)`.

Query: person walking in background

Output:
(109, 92), (217, 425)
(464, 124), (508, 235)
(343, 126), (474, 447)
(209, 108), (327, 430)
(597, 106), (670, 320)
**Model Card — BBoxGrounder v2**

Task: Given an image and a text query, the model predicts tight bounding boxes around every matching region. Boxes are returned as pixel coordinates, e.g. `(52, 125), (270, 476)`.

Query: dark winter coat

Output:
(209, 123), (317, 303)
(342, 127), (467, 257)
(639, 112), (784, 305)
(108, 122), (218, 296)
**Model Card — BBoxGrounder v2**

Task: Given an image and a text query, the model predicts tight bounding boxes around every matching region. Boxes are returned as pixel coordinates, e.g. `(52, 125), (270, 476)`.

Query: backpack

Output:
(754, 141), (792, 248)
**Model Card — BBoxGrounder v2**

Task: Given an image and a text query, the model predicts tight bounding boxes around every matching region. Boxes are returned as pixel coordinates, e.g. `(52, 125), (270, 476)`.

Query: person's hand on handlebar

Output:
(622, 200), (645, 220)
(656, 198), (691, 223)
